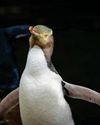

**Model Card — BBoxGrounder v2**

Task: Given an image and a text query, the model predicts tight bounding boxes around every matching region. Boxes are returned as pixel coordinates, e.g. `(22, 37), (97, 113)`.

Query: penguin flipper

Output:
(0, 88), (22, 125)
(62, 81), (100, 106)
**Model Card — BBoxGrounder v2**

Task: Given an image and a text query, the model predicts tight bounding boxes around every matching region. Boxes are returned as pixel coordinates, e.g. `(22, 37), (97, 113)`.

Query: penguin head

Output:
(29, 25), (53, 48)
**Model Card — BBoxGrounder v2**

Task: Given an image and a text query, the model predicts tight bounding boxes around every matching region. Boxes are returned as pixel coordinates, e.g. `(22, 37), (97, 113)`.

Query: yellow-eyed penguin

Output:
(0, 25), (100, 125)
(19, 25), (75, 125)
(19, 25), (100, 125)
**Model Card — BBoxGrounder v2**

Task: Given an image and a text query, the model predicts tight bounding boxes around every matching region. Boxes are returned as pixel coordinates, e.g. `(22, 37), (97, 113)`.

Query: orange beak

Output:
(29, 26), (39, 36)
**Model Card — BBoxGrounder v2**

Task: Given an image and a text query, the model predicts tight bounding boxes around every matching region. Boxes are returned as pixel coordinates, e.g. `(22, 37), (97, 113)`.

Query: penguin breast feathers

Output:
(25, 45), (48, 75)
(19, 45), (74, 125)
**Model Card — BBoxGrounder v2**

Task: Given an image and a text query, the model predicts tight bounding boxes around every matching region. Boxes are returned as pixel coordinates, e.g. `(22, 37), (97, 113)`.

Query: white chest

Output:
(19, 46), (74, 125)
(19, 72), (74, 125)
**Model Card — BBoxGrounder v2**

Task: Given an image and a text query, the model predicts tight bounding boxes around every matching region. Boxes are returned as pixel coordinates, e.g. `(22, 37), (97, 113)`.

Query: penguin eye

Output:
(44, 34), (48, 37)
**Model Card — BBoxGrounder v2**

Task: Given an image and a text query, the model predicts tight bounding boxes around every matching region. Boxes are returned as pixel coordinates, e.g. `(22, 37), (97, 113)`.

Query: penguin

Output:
(0, 25), (100, 125)
(19, 25), (75, 125)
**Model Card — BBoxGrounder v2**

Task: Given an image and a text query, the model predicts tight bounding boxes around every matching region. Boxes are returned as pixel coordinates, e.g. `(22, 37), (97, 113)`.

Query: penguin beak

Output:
(29, 26), (39, 48)
(29, 26), (39, 36)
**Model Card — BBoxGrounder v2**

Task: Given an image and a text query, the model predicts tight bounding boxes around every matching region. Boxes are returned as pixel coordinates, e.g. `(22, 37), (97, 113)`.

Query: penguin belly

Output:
(19, 72), (74, 125)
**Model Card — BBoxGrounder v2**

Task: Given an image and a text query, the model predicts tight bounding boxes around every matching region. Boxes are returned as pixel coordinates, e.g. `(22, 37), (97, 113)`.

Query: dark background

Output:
(0, 1), (100, 125)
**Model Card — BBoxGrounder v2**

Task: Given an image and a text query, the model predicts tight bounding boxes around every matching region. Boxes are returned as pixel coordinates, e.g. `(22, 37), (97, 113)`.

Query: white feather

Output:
(19, 45), (74, 125)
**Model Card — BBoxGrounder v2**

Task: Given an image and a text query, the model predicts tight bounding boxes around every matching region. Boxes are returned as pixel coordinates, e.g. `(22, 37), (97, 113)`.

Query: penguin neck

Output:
(25, 45), (49, 76)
